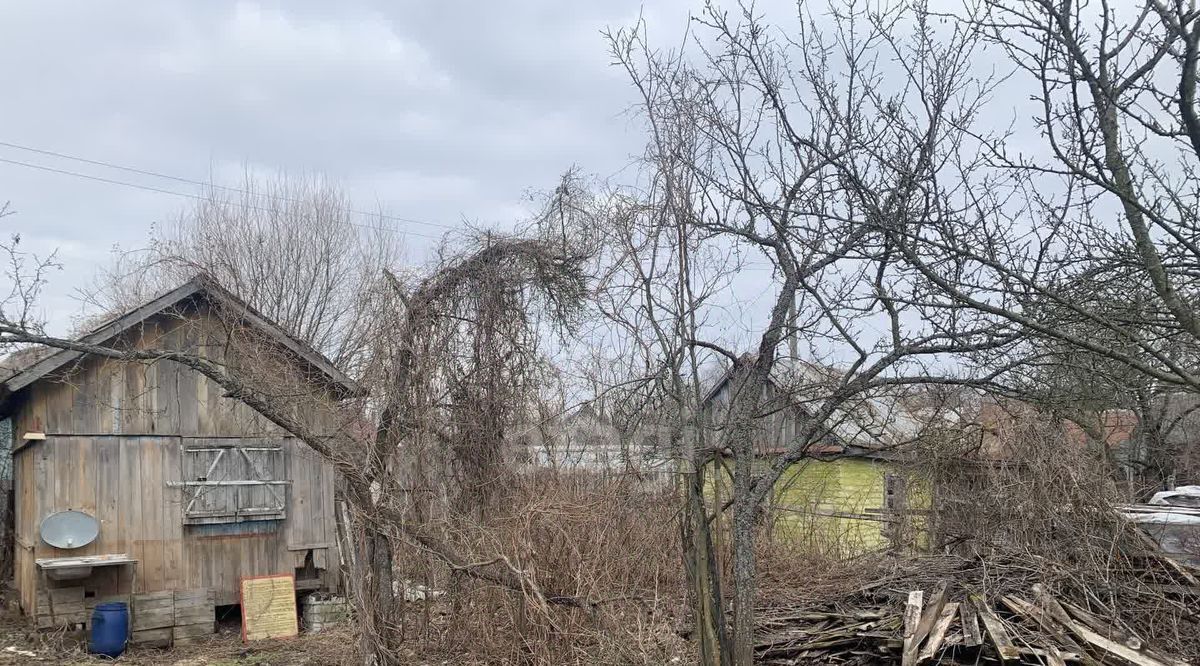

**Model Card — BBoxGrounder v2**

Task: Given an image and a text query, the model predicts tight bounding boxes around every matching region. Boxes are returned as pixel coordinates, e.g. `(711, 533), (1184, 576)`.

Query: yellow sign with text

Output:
(240, 574), (298, 641)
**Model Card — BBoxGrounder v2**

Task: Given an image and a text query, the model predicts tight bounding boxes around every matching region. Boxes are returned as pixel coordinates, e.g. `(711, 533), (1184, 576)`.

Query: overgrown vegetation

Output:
(4, 0), (1200, 664)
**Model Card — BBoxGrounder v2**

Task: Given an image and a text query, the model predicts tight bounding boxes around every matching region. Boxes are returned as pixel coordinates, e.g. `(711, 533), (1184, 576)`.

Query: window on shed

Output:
(177, 441), (287, 525)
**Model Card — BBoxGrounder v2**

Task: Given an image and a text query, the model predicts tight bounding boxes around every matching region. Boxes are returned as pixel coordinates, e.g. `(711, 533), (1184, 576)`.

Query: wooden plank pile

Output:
(755, 579), (1193, 665)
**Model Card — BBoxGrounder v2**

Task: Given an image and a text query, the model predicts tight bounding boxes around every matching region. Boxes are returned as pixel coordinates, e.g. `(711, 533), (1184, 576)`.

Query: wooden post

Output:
(883, 473), (908, 552)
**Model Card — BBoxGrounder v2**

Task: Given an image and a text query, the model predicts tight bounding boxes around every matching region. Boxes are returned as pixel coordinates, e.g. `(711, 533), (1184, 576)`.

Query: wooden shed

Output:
(0, 276), (353, 633)
(701, 354), (926, 552)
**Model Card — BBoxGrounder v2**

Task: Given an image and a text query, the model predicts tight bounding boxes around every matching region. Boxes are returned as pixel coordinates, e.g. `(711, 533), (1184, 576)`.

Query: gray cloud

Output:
(1, 0), (708, 329)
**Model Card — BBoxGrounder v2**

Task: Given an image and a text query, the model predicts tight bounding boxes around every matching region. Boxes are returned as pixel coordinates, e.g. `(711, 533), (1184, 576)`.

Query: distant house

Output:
(1137, 393), (1200, 485)
(518, 404), (672, 483)
(702, 355), (926, 457)
(701, 355), (930, 552)
(0, 276), (350, 637)
(975, 398), (1137, 462)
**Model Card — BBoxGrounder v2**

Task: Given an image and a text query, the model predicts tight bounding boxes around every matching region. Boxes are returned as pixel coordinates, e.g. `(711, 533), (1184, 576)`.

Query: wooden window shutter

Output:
(171, 439), (288, 524)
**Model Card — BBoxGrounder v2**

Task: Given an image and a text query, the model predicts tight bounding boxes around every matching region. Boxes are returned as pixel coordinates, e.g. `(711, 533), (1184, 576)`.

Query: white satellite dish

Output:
(40, 510), (100, 550)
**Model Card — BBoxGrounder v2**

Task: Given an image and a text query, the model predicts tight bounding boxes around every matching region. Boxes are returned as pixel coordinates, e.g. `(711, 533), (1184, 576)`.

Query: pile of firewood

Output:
(755, 576), (1196, 665)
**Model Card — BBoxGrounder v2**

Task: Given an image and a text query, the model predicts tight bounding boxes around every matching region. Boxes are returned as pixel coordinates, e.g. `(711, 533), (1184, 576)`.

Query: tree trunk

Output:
(355, 522), (401, 666)
(730, 450), (758, 666)
(682, 461), (731, 666)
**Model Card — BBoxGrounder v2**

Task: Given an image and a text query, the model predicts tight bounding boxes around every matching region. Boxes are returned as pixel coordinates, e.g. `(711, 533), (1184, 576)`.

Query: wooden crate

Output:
(125, 588), (215, 647)
(130, 591), (173, 647)
(173, 621), (216, 645)
(35, 586), (86, 629)
(172, 588), (215, 645)
(130, 627), (172, 648)
(132, 591), (174, 631)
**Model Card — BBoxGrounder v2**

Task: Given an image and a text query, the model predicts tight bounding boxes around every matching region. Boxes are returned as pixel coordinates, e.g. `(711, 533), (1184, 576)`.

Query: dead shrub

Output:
(383, 469), (691, 665)
(901, 405), (1200, 660)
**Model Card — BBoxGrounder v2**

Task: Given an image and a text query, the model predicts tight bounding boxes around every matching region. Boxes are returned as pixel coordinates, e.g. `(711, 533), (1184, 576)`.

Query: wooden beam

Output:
(917, 601), (959, 663)
(960, 602), (983, 648)
(167, 480), (292, 487)
(183, 447), (282, 453)
(11, 431), (47, 454)
(36, 554), (137, 569)
(1017, 647), (1082, 663)
(970, 594), (1020, 661)
(1032, 588), (1183, 666)
(999, 595), (1083, 655)
(902, 590), (924, 666)
(286, 542), (334, 551)
(1060, 599), (1142, 651)
(913, 581), (949, 647)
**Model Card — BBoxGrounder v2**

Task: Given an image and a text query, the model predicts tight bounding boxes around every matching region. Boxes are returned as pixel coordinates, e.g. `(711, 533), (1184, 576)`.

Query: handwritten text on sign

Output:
(240, 574), (298, 641)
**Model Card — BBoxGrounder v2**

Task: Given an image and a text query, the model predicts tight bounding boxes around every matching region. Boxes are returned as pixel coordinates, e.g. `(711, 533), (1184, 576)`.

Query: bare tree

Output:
(891, 1), (1200, 386)
(0, 201), (59, 337)
(580, 163), (737, 663)
(0, 197), (593, 665)
(95, 173), (402, 370)
(609, 3), (1024, 661)
(838, 0), (1200, 489)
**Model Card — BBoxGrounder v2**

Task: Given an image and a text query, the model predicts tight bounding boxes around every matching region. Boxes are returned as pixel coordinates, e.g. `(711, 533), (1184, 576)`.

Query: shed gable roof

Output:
(2, 275), (360, 398)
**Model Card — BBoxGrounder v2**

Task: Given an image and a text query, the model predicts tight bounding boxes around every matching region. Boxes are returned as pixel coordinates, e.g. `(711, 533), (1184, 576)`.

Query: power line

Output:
(0, 139), (458, 232)
(0, 156), (446, 241)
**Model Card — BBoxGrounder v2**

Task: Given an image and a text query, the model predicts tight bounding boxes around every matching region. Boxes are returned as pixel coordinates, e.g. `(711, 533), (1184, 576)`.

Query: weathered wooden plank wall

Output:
(10, 329), (280, 440)
(16, 434), (335, 607)
(9, 306), (343, 613)
(13, 444), (36, 614)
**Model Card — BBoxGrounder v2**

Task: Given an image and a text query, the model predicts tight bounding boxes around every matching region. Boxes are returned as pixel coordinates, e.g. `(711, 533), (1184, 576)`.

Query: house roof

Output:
(701, 353), (928, 452)
(974, 397), (1136, 460)
(1, 274), (361, 399)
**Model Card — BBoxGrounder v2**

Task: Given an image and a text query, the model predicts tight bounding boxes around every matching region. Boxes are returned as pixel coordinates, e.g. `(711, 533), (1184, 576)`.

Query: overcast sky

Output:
(0, 0), (730, 331)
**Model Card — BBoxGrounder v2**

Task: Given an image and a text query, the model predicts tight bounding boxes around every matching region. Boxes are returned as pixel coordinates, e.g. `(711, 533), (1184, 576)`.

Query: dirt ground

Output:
(0, 609), (361, 665)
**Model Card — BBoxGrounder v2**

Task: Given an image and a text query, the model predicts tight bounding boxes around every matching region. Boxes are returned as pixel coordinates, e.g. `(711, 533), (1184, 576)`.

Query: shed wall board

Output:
(16, 434), (336, 610)
(8, 305), (343, 614)
(14, 445), (36, 614)
(14, 311), (285, 440)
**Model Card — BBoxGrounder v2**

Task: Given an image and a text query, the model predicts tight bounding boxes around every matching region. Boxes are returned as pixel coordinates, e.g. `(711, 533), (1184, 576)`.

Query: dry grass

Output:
(0, 621), (360, 665)
(384, 470), (692, 665)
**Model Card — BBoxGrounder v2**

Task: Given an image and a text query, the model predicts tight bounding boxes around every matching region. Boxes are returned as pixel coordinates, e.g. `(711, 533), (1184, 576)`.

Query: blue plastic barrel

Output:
(88, 602), (129, 658)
